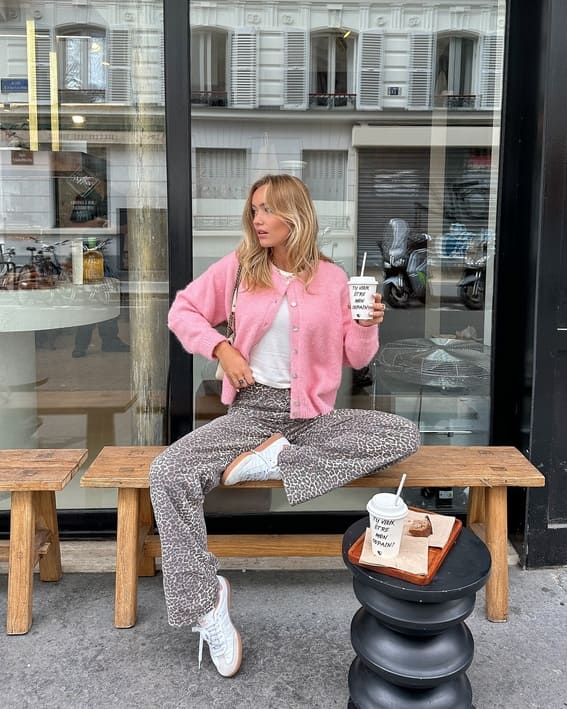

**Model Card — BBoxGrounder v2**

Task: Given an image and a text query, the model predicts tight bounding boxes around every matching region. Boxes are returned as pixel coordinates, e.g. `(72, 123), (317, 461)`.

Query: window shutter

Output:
(159, 32), (165, 105)
(35, 32), (52, 104)
(479, 34), (504, 110)
(408, 33), (433, 110)
(303, 150), (348, 201)
(357, 31), (384, 110)
(107, 28), (131, 103)
(283, 31), (308, 110)
(229, 30), (258, 109)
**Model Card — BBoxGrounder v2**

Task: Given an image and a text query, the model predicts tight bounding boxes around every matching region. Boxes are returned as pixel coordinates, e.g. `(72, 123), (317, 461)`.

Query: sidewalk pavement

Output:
(1, 565), (567, 709)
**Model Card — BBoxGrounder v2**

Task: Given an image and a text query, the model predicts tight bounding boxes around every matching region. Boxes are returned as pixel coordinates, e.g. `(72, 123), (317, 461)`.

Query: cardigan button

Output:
(292, 326), (299, 332)
(292, 373), (298, 379)
(290, 301), (297, 307)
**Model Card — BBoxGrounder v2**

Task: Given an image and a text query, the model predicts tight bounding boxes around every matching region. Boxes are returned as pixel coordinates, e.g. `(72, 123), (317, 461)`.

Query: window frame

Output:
(310, 30), (356, 107)
(191, 27), (228, 102)
(434, 31), (479, 109)
(56, 24), (107, 95)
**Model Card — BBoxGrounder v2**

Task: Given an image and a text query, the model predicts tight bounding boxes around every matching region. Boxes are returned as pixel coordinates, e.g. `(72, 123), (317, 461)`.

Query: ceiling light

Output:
(343, 30), (352, 38)
(71, 114), (85, 125)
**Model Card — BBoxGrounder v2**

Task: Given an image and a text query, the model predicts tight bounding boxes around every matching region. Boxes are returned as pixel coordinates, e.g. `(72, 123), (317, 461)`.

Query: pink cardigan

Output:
(168, 252), (379, 419)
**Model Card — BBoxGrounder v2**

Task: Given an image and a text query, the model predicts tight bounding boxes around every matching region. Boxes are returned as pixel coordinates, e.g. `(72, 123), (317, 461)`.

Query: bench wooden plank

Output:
(80, 445), (545, 489)
(0, 449), (88, 491)
(144, 533), (344, 558)
(0, 529), (51, 563)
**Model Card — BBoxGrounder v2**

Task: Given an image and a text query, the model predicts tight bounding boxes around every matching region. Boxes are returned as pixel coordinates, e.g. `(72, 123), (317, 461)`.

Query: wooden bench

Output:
(1, 448), (87, 634)
(81, 444), (545, 628)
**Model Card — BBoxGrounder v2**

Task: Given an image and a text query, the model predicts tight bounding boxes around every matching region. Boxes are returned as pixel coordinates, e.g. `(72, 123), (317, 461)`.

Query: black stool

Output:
(343, 518), (491, 708)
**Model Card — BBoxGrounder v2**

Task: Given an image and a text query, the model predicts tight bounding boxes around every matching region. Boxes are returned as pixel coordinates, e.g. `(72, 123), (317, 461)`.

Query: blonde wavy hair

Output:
(236, 174), (330, 289)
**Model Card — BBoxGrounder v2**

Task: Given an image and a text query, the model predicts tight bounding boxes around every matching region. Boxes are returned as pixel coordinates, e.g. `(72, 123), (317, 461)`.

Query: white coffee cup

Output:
(348, 276), (377, 320)
(366, 492), (408, 559)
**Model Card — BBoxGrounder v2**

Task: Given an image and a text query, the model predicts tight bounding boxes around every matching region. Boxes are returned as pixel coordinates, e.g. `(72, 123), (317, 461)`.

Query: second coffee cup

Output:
(366, 492), (408, 558)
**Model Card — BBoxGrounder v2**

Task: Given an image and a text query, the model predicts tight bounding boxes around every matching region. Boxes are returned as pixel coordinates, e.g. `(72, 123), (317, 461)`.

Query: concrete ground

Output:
(1, 564), (567, 709)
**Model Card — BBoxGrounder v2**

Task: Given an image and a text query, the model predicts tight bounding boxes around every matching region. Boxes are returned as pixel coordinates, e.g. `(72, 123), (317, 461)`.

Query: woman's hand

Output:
(213, 341), (255, 389)
(358, 293), (386, 327)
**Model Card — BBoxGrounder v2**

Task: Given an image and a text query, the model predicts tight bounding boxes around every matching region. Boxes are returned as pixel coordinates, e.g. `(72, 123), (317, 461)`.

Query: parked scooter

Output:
(382, 218), (430, 308)
(457, 231), (487, 310)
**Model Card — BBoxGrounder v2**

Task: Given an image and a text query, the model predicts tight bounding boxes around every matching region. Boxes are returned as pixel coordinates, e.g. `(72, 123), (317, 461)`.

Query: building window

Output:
(57, 26), (106, 102)
(435, 34), (478, 109)
(193, 148), (248, 228)
(56, 25), (130, 103)
(310, 31), (356, 109)
(191, 29), (228, 106)
(303, 150), (348, 201)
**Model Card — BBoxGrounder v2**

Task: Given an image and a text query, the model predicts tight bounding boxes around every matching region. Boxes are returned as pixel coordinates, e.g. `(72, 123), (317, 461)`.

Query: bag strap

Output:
(225, 264), (242, 342)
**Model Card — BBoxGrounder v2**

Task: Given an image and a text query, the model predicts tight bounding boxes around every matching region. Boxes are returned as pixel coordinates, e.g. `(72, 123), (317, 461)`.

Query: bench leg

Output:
(86, 410), (116, 463)
(138, 488), (157, 577)
(485, 486), (508, 623)
(7, 491), (35, 634)
(466, 487), (485, 527)
(35, 491), (62, 582)
(115, 488), (140, 628)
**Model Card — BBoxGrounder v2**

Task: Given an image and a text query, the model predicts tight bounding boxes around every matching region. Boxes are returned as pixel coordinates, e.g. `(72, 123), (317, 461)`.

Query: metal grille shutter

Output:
(303, 150), (347, 201)
(107, 28), (131, 103)
(358, 149), (431, 270)
(159, 32), (165, 105)
(408, 34), (433, 110)
(195, 148), (248, 198)
(229, 30), (258, 108)
(283, 31), (308, 110)
(479, 34), (504, 110)
(357, 31), (383, 110)
(357, 148), (492, 271)
(35, 32), (51, 104)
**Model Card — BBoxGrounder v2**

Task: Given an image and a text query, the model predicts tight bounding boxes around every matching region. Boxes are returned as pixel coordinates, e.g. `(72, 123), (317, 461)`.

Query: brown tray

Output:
(347, 514), (463, 586)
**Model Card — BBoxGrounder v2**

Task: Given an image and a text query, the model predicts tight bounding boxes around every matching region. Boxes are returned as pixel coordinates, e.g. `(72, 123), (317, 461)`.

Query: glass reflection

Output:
(189, 0), (505, 513)
(0, 1), (167, 513)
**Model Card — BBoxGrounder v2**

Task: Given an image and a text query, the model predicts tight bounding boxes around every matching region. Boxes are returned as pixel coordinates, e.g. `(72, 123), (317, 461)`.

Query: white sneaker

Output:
(192, 576), (242, 677)
(222, 433), (289, 485)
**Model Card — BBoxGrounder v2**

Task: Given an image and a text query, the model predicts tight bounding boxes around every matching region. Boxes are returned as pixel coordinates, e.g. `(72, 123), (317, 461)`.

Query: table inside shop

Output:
(0, 279), (120, 448)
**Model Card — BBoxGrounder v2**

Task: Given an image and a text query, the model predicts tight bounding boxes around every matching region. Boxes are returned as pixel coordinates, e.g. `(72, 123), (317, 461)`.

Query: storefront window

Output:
(0, 1), (167, 513)
(190, 0), (505, 514)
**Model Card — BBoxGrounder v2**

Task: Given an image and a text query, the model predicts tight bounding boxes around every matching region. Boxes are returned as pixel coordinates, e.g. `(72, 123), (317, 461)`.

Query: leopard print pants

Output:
(149, 384), (420, 627)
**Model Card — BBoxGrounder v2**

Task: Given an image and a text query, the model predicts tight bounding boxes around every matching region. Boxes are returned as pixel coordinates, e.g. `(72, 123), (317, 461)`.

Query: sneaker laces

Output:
(248, 449), (282, 478)
(192, 619), (227, 669)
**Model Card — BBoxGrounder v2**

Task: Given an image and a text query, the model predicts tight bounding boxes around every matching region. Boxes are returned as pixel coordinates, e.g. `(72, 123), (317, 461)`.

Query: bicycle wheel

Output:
(17, 264), (39, 290)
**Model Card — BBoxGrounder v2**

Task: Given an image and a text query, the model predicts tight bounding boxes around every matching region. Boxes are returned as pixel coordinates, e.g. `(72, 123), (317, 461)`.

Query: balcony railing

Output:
(309, 93), (356, 109)
(191, 90), (228, 107)
(58, 89), (106, 104)
(193, 214), (350, 231)
(434, 94), (478, 110)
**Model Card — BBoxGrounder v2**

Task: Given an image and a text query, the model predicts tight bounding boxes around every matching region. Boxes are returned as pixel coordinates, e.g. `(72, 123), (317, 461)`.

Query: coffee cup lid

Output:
(349, 276), (377, 284)
(367, 492), (408, 519)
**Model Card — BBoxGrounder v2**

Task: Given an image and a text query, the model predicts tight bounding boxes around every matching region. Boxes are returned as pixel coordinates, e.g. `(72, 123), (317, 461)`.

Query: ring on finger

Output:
(238, 378), (245, 386)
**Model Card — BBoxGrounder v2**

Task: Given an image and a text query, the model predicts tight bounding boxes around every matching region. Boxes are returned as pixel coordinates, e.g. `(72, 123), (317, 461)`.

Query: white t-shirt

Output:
(249, 285), (292, 388)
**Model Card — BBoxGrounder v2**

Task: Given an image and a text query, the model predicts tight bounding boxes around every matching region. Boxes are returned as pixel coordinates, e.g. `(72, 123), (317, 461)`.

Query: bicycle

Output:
(0, 246), (18, 289)
(15, 238), (69, 286)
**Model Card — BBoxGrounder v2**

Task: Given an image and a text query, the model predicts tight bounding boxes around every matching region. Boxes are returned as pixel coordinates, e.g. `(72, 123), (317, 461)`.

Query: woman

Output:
(150, 174), (420, 677)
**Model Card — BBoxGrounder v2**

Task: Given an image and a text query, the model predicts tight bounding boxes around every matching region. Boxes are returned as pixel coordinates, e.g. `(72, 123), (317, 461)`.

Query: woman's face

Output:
(251, 185), (290, 251)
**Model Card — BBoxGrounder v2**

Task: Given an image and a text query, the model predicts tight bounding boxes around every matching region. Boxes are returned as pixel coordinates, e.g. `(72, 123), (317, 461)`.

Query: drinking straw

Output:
(394, 473), (407, 506)
(360, 251), (367, 277)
